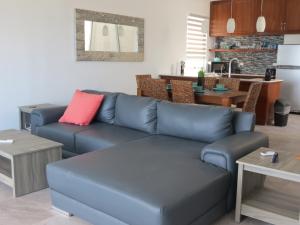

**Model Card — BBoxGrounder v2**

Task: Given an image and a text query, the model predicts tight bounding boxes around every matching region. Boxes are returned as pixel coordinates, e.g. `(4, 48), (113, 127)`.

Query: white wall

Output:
(284, 35), (300, 44)
(0, 0), (210, 130)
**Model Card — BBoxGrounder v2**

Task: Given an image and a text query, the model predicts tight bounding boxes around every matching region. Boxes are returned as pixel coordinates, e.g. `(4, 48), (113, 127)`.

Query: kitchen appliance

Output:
(209, 61), (241, 74)
(265, 67), (276, 81)
(276, 45), (300, 113)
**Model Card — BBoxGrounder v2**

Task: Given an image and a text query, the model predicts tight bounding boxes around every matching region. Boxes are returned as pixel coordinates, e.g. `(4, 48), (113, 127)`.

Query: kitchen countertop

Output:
(224, 73), (264, 78)
(205, 73), (283, 83)
(162, 74), (282, 83)
(207, 73), (265, 78)
(239, 78), (283, 83)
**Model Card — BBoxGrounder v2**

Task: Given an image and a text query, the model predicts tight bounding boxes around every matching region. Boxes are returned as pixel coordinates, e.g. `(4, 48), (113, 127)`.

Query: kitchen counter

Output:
(213, 73), (265, 78)
(160, 75), (283, 125)
(239, 78), (283, 83)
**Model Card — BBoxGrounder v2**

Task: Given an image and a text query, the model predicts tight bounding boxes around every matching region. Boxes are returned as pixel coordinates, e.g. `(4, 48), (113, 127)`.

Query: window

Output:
(185, 14), (209, 76)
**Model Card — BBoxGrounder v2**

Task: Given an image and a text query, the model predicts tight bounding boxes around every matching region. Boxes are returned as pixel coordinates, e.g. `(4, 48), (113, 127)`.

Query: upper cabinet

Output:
(232, 0), (258, 35)
(210, 1), (230, 36)
(209, 0), (300, 36)
(285, 0), (300, 34)
(261, 0), (285, 35)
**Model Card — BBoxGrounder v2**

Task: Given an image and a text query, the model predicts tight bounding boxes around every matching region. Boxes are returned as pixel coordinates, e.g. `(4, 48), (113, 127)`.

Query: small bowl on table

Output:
(194, 86), (204, 93)
(213, 84), (228, 91)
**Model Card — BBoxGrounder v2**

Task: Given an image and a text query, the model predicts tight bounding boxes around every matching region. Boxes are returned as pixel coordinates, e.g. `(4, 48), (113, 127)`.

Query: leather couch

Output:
(31, 91), (269, 225)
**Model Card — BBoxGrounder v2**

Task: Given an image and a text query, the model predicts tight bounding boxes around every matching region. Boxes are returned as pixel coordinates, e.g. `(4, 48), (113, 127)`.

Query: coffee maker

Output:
(265, 67), (276, 81)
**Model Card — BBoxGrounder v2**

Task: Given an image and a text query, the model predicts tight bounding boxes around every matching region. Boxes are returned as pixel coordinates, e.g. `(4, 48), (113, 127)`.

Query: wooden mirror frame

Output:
(75, 9), (144, 62)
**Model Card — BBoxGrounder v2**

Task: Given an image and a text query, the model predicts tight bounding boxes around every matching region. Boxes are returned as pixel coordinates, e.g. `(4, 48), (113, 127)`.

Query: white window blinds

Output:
(185, 14), (209, 76)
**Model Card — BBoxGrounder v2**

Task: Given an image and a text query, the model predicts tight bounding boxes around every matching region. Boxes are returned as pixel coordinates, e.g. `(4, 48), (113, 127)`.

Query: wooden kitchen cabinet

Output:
(261, 0), (285, 35)
(284, 0), (300, 34)
(209, 0), (300, 36)
(232, 0), (258, 35)
(210, 0), (230, 36)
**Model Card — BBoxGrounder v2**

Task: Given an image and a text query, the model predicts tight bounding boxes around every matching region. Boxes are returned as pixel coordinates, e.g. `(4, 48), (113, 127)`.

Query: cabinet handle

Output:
(284, 22), (286, 31)
(280, 22), (283, 31)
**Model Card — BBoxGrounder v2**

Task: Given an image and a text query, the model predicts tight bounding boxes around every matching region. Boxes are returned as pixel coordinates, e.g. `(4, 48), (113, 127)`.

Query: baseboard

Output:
(52, 206), (73, 217)
(290, 112), (300, 115)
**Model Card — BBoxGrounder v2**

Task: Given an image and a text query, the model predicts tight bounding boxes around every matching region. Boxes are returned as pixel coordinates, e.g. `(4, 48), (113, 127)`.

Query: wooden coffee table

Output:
(0, 130), (62, 197)
(235, 147), (300, 225)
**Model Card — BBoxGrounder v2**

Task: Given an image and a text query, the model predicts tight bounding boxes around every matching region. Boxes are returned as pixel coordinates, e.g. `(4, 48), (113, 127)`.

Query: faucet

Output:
(228, 58), (240, 78)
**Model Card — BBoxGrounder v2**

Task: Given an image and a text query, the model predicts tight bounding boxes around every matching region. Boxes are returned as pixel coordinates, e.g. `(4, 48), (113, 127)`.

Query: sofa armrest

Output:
(201, 131), (269, 211)
(31, 106), (67, 134)
(201, 131), (269, 174)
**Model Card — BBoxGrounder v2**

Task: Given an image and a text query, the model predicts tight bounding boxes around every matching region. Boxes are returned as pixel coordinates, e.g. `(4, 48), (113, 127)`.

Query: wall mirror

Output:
(76, 9), (144, 62)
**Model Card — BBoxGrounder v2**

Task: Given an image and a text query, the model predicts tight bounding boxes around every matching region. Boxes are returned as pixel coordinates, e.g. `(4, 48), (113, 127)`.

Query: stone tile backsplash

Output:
(215, 36), (284, 74)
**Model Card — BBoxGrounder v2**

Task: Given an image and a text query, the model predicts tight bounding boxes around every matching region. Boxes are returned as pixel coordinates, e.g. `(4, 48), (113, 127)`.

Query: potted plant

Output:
(198, 68), (205, 86)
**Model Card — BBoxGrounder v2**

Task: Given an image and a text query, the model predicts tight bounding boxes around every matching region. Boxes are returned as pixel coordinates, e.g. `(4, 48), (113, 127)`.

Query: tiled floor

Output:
(0, 115), (299, 225)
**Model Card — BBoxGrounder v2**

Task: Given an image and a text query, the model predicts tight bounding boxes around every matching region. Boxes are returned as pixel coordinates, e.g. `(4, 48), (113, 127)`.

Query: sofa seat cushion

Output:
(36, 123), (89, 152)
(75, 123), (151, 154)
(47, 136), (230, 225)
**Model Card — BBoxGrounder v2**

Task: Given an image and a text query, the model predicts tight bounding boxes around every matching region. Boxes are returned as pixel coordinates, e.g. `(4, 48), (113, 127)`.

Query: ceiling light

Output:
(227, 0), (235, 33)
(256, 0), (266, 32)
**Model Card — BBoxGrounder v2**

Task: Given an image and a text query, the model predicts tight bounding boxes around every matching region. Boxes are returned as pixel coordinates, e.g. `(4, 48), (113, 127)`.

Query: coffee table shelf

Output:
(241, 187), (300, 225)
(0, 156), (11, 178)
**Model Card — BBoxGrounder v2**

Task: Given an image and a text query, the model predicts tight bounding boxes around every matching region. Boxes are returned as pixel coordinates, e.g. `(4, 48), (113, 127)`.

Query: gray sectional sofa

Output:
(31, 91), (269, 225)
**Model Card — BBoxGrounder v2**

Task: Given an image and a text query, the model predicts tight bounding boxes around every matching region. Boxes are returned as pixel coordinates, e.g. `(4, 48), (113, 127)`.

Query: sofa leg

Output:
(52, 206), (73, 217)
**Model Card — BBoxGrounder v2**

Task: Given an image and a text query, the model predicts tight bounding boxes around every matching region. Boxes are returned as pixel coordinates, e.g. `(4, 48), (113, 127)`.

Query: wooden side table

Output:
(19, 104), (57, 131)
(235, 147), (300, 225)
(0, 130), (62, 197)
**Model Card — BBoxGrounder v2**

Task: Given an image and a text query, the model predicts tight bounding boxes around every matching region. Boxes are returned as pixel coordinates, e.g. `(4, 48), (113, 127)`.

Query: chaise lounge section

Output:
(31, 91), (269, 225)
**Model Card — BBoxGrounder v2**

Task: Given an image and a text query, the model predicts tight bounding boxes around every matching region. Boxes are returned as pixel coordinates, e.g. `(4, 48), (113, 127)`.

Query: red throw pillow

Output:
(59, 90), (104, 126)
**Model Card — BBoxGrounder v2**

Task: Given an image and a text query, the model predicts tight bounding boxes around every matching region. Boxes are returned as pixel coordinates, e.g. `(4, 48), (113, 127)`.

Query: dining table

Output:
(161, 75), (283, 125)
(166, 84), (248, 107)
(194, 90), (248, 107)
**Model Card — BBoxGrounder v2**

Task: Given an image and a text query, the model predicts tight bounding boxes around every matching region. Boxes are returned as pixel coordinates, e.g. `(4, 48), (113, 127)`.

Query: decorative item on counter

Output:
(220, 42), (229, 49)
(180, 61), (185, 76)
(235, 41), (241, 48)
(261, 41), (269, 48)
(229, 43), (237, 49)
(213, 57), (221, 62)
(261, 41), (278, 49)
(214, 42), (220, 49)
(255, 41), (262, 49)
(197, 68), (205, 86)
(271, 43), (278, 49)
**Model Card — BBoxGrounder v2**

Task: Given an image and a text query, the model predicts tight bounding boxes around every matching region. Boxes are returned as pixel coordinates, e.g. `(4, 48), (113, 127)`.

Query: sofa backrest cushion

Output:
(82, 90), (118, 124)
(115, 94), (158, 134)
(157, 101), (234, 143)
(233, 111), (255, 133)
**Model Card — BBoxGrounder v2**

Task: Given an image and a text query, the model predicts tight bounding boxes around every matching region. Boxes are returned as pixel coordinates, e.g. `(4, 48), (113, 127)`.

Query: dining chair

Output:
(219, 78), (240, 91)
(204, 77), (218, 90)
(136, 74), (152, 96)
(242, 82), (263, 113)
(170, 80), (195, 104)
(140, 79), (170, 101)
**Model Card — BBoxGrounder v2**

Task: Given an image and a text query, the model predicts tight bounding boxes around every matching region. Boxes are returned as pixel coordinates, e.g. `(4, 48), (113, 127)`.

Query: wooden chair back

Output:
(136, 74), (151, 96)
(170, 80), (195, 104)
(219, 78), (240, 91)
(140, 79), (170, 101)
(204, 77), (218, 90)
(243, 82), (263, 113)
